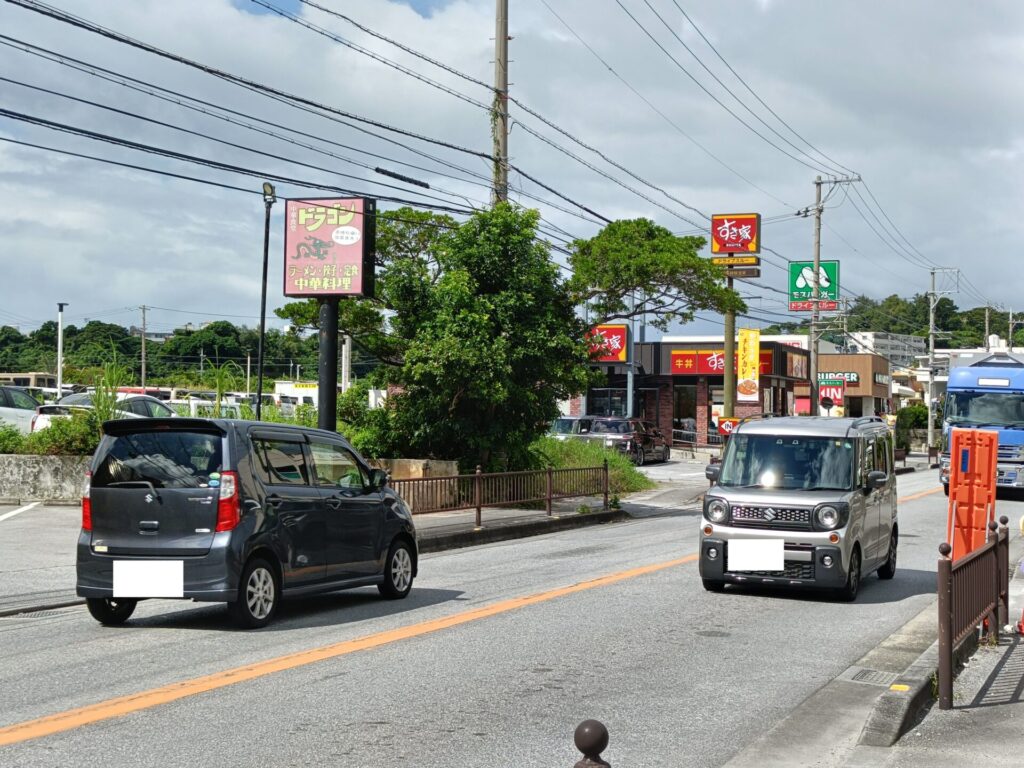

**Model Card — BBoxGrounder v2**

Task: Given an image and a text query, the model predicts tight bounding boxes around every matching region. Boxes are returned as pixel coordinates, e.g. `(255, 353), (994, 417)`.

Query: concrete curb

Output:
(418, 508), (630, 554)
(858, 632), (978, 747)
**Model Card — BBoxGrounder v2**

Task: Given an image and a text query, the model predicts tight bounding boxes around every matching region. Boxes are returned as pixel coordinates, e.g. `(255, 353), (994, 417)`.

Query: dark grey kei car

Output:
(77, 419), (418, 628)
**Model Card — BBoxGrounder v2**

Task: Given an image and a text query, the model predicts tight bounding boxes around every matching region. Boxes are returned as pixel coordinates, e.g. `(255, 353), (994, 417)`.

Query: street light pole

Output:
(56, 302), (68, 398)
(256, 182), (276, 421)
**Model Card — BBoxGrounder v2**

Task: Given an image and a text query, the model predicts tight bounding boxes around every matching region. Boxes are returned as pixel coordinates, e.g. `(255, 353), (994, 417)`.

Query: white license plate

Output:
(728, 539), (784, 571)
(113, 560), (184, 598)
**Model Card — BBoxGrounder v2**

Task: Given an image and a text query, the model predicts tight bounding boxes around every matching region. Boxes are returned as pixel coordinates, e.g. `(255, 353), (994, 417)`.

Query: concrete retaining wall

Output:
(371, 458), (460, 480)
(0, 454), (90, 503)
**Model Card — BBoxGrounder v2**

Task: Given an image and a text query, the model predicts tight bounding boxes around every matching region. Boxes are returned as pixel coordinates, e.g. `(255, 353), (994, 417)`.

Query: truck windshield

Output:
(719, 434), (856, 491)
(945, 391), (1024, 427)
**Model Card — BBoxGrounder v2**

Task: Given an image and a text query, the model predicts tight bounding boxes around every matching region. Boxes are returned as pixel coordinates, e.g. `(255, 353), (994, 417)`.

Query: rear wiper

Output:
(106, 480), (163, 501)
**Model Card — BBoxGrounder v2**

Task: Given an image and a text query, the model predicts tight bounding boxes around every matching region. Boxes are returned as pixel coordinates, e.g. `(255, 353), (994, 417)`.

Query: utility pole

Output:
(491, 0), (509, 204)
(985, 306), (990, 351)
(246, 352), (251, 397)
(56, 302), (68, 398)
(723, 277), (736, 418)
(627, 293), (636, 417)
(928, 269), (936, 451)
(200, 347), (205, 377)
(1010, 310), (1015, 354)
(341, 334), (352, 393)
(809, 176), (823, 415)
(140, 305), (148, 389)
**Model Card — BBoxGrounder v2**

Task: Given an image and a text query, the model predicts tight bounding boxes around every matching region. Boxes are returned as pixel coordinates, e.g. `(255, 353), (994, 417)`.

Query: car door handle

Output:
(325, 497), (343, 510)
(266, 496), (284, 509)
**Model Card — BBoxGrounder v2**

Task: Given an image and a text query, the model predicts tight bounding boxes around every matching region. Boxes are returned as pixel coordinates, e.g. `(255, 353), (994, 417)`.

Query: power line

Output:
(668, 0), (858, 178)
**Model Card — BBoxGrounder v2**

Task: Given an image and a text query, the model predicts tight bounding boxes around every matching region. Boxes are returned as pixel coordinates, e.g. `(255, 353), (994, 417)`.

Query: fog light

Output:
(707, 547), (718, 560)
(703, 525), (713, 535)
(829, 533), (840, 544)
(822, 555), (834, 567)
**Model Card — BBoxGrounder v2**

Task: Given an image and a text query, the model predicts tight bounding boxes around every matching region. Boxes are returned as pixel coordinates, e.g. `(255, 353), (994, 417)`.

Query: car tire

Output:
(878, 530), (898, 580)
(631, 445), (645, 467)
(943, 484), (950, 497)
(702, 579), (725, 593)
(229, 557), (279, 629)
(86, 597), (137, 626)
(378, 539), (414, 600)
(838, 548), (862, 602)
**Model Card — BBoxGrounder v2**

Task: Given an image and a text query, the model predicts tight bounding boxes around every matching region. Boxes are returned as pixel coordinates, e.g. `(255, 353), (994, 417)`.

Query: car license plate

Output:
(728, 539), (784, 571)
(113, 560), (184, 598)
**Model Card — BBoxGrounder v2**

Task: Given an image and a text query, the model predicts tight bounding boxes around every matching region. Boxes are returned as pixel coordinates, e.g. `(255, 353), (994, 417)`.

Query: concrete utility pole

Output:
(56, 302), (68, 398)
(341, 334), (352, 393)
(809, 176), (823, 415)
(928, 269), (936, 451)
(140, 305), (148, 389)
(627, 293), (636, 417)
(723, 277), (736, 418)
(985, 306), (990, 351)
(1010, 310), (1015, 354)
(491, 0), (509, 204)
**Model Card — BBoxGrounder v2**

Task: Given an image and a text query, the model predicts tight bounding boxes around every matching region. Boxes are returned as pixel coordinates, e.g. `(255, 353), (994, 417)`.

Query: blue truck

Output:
(940, 354), (1024, 495)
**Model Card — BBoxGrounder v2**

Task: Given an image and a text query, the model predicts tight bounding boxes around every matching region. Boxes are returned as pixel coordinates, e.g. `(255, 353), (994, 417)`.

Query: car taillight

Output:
(215, 471), (241, 532)
(31, 409), (39, 432)
(82, 471), (92, 531)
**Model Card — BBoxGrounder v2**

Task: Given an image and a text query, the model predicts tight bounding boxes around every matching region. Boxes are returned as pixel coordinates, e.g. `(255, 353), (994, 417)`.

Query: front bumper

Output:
(699, 532), (848, 589)
(940, 454), (1024, 488)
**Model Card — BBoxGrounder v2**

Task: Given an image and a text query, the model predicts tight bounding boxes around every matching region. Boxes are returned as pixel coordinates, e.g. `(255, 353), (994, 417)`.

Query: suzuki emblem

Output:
(763, 507), (777, 522)
(144, 493), (154, 504)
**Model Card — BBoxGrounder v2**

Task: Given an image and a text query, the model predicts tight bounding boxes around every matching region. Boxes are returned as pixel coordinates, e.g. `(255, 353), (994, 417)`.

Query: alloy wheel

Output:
(246, 566), (275, 620)
(391, 547), (413, 593)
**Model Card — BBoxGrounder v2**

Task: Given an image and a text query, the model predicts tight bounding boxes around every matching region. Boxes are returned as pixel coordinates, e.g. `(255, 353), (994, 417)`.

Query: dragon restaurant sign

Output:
(284, 197), (377, 298)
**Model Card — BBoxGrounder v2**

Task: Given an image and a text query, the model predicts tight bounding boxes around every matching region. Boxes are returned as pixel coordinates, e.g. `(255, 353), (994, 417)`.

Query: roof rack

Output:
(845, 415), (884, 439)
(739, 412), (775, 424)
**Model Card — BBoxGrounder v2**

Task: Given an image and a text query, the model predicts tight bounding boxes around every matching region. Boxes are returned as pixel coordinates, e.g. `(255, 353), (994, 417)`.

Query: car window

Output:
(126, 399), (150, 416)
(9, 389), (38, 409)
(309, 441), (368, 490)
(147, 400), (174, 418)
(875, 435), (890, 475)
(92, 431), (223, 488)
(252, 439), (309, 486)
(862, 439), (877, 484)
(0, 389), (9, 407)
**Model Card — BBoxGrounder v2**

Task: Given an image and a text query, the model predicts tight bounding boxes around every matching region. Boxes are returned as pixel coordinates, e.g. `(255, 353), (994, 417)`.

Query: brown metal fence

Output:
(937, 516), (1010, 710)
(390, 461), (609, 527)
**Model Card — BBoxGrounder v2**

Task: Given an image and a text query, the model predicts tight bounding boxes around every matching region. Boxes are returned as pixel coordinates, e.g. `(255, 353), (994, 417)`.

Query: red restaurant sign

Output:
(670, 349), (773, 376)
(284, 197), (376, 298)
(588, 324), (629, 363)
(711, 213), (761, 254)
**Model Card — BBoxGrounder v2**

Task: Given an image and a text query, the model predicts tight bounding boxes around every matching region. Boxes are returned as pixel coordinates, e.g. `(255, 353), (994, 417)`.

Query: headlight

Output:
(815, 504), (845, 530)
(706, 498), (729, 523)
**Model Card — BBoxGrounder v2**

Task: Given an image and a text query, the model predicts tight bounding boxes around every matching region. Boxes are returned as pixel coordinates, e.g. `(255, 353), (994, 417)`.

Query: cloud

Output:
(0, 0), (1020, 341)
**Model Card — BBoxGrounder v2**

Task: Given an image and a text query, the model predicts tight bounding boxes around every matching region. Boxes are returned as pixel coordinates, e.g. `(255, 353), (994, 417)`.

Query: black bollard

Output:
(573, 719), (611, 768)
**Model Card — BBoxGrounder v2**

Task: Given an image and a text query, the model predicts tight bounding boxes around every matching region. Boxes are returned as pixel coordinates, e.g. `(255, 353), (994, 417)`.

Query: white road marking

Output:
(0, 502), (41, 522)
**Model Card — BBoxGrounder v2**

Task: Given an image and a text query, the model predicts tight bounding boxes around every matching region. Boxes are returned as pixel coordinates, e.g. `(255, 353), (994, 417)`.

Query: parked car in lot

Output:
(169, 399), (243, 419)
(77, 418), (418, 628)
(579, 417), (670, 465)
(547, 416), (593, 441)
(0, 386), (42, 434)
(32, 393), (176, 431)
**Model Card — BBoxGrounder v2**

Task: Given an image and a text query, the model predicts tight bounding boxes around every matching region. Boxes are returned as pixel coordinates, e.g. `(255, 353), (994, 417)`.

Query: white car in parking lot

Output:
(32, 393), (176, 431)
(0, 386), (42, 434)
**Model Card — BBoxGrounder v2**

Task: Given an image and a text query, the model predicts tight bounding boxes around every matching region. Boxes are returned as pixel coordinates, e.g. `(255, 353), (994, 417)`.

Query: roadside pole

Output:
(809, 176), (822, 415)
(318, 299), (339, 432)
(56, 302), (68, 398)
(723, 277), (735, 418)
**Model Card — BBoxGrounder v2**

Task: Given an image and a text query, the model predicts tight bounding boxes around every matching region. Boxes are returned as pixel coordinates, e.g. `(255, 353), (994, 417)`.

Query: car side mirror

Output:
(705, 464), (721, 482)
(867, 470), (887, 490)
(369, 468), (389, 489)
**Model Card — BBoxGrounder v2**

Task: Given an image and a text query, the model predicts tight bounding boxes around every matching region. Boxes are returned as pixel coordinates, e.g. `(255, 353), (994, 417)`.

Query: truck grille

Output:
(727, 560), (816, 580)
(731, 505), (812, 530)
(997, 445), (1024, 462)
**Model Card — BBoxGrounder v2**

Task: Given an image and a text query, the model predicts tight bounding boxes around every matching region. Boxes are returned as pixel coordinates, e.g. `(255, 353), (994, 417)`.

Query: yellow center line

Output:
(0, 553), (698, 747)
(898, 487), (944, 503)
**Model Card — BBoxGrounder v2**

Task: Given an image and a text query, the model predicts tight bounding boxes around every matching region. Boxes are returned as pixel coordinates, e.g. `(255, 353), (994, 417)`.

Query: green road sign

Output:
(789, 261), (839, 305)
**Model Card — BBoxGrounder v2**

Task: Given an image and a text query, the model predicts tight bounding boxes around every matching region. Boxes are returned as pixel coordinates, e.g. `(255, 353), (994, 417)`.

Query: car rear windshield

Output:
(92, 430), (224, 488)
(719, 434), (855, 491)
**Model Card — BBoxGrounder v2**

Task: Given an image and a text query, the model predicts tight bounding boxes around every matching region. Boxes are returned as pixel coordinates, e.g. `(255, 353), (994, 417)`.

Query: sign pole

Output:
(318, 298), (339, 432)
(810, 176), (822, 416)
(723, 277), (736, 419)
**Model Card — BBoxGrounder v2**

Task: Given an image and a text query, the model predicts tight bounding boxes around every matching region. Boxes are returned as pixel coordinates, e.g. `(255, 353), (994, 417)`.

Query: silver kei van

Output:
(700, 416), (897, 601)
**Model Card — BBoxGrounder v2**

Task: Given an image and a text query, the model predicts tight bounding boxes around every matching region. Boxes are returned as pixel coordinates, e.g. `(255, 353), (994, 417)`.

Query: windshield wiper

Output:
(802, 485), (849, 492)
(106, 480), (163, 500)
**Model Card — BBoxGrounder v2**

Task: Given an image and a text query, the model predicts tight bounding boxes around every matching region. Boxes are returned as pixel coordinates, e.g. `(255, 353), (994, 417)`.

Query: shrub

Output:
(894, 403), (929, 449)
(529, 436), (656, 495)
(23, 412), (100, 456)
(0, 424), (26, 454)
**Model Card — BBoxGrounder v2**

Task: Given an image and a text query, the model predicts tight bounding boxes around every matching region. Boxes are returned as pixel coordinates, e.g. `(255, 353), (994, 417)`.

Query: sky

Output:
(0, 0), (1021, 341)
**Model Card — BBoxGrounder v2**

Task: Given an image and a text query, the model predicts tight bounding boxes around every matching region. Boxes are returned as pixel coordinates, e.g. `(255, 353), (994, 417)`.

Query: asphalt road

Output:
(0, 470), (975, 767)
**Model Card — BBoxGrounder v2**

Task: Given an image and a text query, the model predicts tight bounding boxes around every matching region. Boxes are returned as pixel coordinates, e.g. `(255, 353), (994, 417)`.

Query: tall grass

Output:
(530, 436), (656, 495)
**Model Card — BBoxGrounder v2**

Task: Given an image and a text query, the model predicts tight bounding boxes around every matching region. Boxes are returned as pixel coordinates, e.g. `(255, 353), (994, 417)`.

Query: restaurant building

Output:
(571, 335), (812, 446)
(793, 353), (892, 417)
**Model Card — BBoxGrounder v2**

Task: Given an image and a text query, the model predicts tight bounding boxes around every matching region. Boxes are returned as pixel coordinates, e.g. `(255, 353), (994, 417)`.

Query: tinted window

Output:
(309, 441), (368, 490)
(10, 389), (38, 409)
(591, 420), (630, 434)
(127, 399), (150, 416)
(147, 400), (174, 418)
(61, 393), (92, 405)
(549, 418), (577, 435)
(92, 431), (223, 488)
(252, 439), (309, 486)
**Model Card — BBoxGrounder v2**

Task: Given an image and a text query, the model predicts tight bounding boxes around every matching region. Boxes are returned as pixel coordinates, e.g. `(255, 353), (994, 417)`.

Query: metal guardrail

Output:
(389, 461), (610, 527)
(936, 516), (1010, 710)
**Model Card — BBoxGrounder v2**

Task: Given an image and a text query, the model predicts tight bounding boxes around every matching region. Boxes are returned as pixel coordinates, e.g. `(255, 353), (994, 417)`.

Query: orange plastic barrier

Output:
(946, 428), (998, 562)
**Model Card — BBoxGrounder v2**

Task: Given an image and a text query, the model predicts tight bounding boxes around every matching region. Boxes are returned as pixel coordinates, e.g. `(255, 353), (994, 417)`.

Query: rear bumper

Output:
(75, 530), (240, 602)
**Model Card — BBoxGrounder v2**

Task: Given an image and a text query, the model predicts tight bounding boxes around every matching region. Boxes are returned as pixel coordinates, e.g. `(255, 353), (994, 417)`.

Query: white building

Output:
(845, 332), (925, 368)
